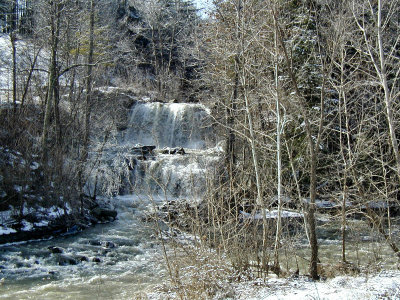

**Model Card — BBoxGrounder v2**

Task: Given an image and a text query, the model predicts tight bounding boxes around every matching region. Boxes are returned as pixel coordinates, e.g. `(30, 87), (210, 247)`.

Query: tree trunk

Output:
(79, 0), (96, 208)
(273, 10), (319, 280)
(11, 31), (17, 117)
(273, 17), (283, 274)
(21, 47), (41, 109)
(41, 0), (61, 160)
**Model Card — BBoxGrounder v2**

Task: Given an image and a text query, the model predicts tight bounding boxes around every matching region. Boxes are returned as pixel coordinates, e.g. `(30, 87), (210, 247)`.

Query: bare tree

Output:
(351, 0), (400, 258)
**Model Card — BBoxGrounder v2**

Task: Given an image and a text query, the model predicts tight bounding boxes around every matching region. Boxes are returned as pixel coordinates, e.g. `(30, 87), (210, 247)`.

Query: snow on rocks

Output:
(0, 225), (17, 235)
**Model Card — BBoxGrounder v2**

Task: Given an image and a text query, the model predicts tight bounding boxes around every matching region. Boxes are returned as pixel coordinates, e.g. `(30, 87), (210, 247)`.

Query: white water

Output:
(123, 102), (215, 149)
(0, 195), (166, 299)
(0, 101), (221, 299)
(97, 101), (222, 198)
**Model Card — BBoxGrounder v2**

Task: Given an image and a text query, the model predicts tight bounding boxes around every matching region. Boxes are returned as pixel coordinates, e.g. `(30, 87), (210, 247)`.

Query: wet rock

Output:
(88, 240), (102, 246)
(48, 246), (64, 254)
(92, 257), (101, 263)
(161, 147), (185, 155)
(102, 241), (116, 249)
(91, 207), (117, 222)
(100, 248), (111, 255)
(77, 255), (89, 262)
(57, 255), (78, 266)
(131, 145), (156, 156)
(66, 225), (81, 235)
(176, 147), (185, 155)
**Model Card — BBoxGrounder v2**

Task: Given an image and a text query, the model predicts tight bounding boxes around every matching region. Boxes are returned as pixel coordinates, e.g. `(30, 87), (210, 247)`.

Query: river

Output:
(0, 100), (220, 299)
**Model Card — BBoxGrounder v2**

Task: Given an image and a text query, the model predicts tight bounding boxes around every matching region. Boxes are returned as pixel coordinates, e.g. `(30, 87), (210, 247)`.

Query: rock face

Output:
(0, 215), (80, 245)
(0, 199), (118, 245)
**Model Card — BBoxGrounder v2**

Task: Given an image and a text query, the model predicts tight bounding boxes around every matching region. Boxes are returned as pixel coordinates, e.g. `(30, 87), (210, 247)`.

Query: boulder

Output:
(161, 147), (186, 155)
(102, 241), (116, 248)
(57, 255), (78, 266)
(48, 246), (64, 254)
(88, 240), (102, 246)
(131, 145), (156, 156)
(91, 207), (117, 222)
(76, 255), (89, 262)
(100, 248), (111, 255)
(161, 148), (170, 154)
(176, 147), (185, 155)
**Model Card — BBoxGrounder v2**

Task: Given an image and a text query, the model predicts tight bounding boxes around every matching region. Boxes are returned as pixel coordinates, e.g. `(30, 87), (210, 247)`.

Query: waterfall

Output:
(115, 101), (222, 199)
(122, 102), (215, 149)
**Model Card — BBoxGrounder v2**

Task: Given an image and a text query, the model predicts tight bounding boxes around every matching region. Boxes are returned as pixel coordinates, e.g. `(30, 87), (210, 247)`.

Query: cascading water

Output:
(116, 101), (222, 198)
(0, 100), (222, 299)
(123, 101), (215, 149)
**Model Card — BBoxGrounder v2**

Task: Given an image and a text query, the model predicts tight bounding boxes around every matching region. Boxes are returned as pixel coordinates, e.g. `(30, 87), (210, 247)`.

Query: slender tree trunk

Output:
(42, 0), (61, 160)
(10, 32), (17, 117)
(273, 10), (319, 280)
(79, 0), (95, 208)
(83, 0), (95, 161)
(225, 55), (238, 168)
(54, 67), (62, 146)
(21, 47), (41, 109)
(273, 16), (283, 274)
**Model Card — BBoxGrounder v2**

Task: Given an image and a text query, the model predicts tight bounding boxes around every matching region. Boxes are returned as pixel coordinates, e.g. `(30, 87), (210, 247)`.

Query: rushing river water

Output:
(0, 195), (169, 299)
(0, 101), (220, 299)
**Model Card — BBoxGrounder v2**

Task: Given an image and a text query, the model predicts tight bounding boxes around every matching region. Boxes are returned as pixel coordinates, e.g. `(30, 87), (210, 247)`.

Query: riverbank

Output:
(144, 251), (400, 299)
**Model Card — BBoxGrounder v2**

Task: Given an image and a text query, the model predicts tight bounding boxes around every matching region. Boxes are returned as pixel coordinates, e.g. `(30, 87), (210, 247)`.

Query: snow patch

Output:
(232, 271), (400, 300)
(30, 161), (40, 170)
(0, 225), (17, 235)
(241, 210), (303, 220)
(34, 220), (49, 227)
(13, 185), (22, 192)
(21, 220), (33, 231)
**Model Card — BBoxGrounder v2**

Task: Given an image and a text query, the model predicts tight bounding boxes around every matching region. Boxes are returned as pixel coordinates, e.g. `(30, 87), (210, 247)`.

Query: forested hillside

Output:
(1, 0), (400, 297)
(0, 0), (202, 232)
(201, 0), (400, 280)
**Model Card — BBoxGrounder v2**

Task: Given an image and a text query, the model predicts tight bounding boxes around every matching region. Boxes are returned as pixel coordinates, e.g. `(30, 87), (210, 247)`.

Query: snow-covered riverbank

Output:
(146, 270), (400, 299)
(233, 271), (400, 299)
